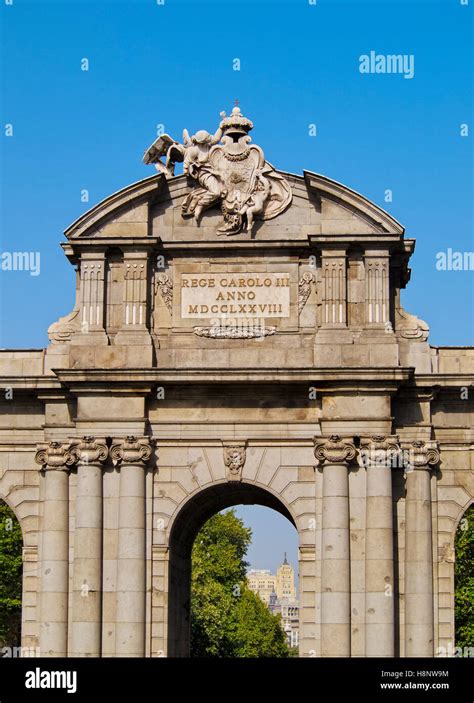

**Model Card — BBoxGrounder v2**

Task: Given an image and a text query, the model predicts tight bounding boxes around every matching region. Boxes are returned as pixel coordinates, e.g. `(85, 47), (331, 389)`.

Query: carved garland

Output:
(193, 325), (276, 339)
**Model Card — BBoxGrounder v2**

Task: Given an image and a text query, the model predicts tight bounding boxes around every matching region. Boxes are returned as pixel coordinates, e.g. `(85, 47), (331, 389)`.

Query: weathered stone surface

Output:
(0, 107), (472, 658)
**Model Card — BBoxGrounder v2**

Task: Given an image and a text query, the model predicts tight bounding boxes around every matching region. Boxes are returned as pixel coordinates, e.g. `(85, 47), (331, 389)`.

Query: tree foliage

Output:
(0, 500), (23, 647)
(191, 509), (291, 657)
(455, 505), (474, 648)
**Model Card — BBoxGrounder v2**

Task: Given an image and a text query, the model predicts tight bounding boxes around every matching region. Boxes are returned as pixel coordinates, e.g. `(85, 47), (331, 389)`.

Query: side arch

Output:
(0, 467), (41, 652)
(436, 485), (473, 654)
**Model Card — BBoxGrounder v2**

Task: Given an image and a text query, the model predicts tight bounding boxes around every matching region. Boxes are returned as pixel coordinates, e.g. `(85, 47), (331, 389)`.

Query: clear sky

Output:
(0, 0), (472, 569)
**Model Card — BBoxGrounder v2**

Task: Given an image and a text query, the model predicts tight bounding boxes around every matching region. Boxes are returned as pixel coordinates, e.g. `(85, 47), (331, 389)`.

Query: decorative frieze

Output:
(193, 324), (276, 339)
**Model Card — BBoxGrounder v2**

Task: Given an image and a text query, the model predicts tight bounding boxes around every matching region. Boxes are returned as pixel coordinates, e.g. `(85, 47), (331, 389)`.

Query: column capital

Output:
(403, 440), (440, 472)
(110, 436), (155, 466)
(71, 436), (108, 465)
(360, 434), (400, 468)
(35, 441), (77, 472)
(313, 435), (356, 466)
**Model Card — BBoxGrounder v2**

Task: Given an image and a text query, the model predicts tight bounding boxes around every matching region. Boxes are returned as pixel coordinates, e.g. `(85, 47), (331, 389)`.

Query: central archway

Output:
(166, 482), (297, 657)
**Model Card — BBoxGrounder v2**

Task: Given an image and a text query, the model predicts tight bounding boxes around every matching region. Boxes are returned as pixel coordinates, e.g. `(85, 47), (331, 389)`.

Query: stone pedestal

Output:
(314, 435), (356, 657)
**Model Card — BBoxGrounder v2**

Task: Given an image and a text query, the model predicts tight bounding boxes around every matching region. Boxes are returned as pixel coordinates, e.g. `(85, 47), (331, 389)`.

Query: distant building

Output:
(247, 554), (299, 648)
(247, 569), (276, 604)
(272, 596), (299, 649)
(275, 553), (296, 599)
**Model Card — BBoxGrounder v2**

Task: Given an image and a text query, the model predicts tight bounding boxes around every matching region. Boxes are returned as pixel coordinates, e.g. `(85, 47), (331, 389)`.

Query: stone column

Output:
(110, 436), (153, 657)
(35, 441), (77, 657)
(70, 437), (108, 657)
(314, 435), (356, 657)
(361, 435), (399, 657)
(404, 440), (440, 657)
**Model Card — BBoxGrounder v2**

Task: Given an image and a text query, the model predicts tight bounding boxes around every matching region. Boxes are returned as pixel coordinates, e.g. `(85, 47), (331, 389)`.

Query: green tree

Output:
(191, 509), (291, 657)
(455, 505), (474, 648)
(233, 587), (290, 658)
(0, 500), (23, 647)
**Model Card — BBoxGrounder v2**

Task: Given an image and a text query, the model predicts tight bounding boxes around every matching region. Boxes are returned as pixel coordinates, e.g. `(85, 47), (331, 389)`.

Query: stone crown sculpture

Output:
(143, 105), (292, 235)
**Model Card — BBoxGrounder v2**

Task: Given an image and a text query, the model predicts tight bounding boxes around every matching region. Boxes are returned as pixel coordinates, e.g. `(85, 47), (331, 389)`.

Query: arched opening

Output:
(167, 483), (298, 657)
(0, 499), (23, 653)
(454, 503), (474, 650)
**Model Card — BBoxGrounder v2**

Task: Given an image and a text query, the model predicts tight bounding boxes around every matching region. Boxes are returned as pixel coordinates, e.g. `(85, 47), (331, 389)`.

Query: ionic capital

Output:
(313, 435), (357, 466)
(359, 435), (400, 468)
(110, 436), (154, 466)
(71, 436), (108, 465)
(404, 440), (440, 472)
(35, 441), (77, 472)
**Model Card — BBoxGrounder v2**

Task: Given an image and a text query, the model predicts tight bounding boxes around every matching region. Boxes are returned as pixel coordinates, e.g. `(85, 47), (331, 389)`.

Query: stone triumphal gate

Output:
(0, 107), (472, 658)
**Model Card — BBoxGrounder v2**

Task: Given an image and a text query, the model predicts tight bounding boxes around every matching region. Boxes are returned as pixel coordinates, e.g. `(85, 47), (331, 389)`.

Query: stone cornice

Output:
(64, 174), (165, 240)
(412, 375), (474, 389)
(304, 171), (405, 235)
(3, 369), (473, 396)
(52, 367), (413, 391)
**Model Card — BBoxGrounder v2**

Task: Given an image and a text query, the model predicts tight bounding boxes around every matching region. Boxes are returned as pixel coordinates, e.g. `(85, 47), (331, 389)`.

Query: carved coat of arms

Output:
(143, 105), (292, 235)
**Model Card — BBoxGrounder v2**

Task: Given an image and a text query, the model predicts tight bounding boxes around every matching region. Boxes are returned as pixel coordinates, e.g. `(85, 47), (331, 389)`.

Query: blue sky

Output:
(0, 0), (472, 570)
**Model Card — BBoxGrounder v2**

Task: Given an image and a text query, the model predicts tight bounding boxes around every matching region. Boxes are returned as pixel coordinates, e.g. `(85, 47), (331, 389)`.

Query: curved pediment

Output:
(64, 169), (404, 242)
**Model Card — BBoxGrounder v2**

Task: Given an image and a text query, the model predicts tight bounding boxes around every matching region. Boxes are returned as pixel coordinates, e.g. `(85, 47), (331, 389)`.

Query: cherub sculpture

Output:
(142, 107), (292, 234)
